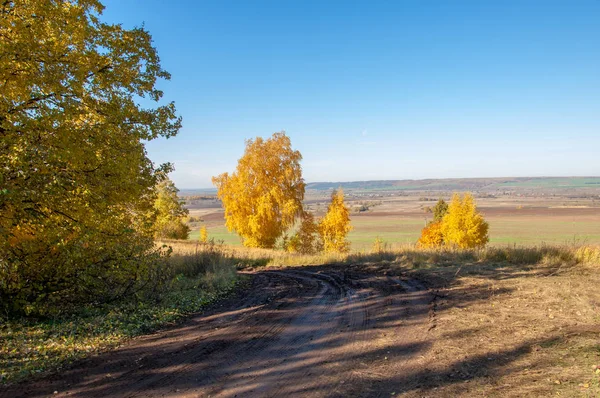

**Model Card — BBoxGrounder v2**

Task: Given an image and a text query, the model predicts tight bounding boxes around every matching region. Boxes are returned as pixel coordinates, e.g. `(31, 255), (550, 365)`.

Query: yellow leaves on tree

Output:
(212, 132), (305, 249)
(319, 189), (353, 253)
(0, 0), (180, 314)
(442, 193), (489, 248)
(199, 225), (208, 243)
(417, 199), (448, 248)
(417, 221), (445, 248)
(286, 212), (321, 254)
(153, 178), (190, 240)
(417, 193), (489, 249)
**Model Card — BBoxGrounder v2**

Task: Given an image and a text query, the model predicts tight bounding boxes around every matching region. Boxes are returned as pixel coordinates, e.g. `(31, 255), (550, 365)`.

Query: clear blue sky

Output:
(102, 0), (600, 189)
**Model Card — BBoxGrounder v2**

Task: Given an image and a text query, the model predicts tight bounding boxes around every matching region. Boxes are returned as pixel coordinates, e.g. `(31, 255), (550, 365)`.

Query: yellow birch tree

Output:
(212, 132), (305, 248)
(199, 225), (208, 243)
(441, 193), (489, 249)
(319, 189), (352, 252)
(287, 212), (320, 254)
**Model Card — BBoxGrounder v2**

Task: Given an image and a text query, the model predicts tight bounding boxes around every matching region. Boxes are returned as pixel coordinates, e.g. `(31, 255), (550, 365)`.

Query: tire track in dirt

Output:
(225, 270), (372, 398)
(0, 268), (433, 398)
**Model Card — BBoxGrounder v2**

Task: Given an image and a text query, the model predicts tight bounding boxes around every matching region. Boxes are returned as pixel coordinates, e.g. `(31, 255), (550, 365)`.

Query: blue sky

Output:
(102, 0), (600, 188)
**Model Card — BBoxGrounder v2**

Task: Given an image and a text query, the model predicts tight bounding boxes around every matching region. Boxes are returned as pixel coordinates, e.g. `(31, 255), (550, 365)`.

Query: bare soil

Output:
(2, 263), (599, 397)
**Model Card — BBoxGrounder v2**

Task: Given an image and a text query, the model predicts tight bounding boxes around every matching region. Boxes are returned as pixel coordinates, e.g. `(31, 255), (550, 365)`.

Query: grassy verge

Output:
(165, 239), (600, 270)
(0, 241), (243, 385)
(260, 243), (600, 270)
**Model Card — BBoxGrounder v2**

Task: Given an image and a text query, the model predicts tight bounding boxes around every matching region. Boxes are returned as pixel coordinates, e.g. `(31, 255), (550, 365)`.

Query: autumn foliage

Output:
(418, 194), (489, 249)
(417, 221), (445, 248)
(286, 212), (321, 254)
(0, 0), (181, 314)
(319, 189), (353, 253)
(199, 226), (209, 243)
(442, 193), (489, 248)
(153, 178), (190, 240)
(212, 132), (305, 248)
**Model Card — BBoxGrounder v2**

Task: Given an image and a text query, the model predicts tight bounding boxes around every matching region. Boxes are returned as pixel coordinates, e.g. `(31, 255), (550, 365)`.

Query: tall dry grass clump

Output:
(574, 245), (600, 266)
(156, 239), (241, 290)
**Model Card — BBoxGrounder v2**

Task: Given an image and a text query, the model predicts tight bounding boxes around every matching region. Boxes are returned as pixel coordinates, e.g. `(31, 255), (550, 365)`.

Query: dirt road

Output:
(2, 268), (434, 397)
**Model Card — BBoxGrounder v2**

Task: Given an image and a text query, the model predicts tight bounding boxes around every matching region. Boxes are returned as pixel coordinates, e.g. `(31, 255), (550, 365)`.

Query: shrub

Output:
(372, 236), (388, 253)
(417, 221), (445, 248)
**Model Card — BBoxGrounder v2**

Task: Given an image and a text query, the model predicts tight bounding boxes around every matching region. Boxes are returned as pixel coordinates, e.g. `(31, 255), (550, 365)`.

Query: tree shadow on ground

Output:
(1, 263), (595, 397)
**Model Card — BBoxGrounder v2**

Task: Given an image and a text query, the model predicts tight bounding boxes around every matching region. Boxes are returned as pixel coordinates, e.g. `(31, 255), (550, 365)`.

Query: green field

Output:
(189, 225), (242, 246)
(188, 214), (600, 250)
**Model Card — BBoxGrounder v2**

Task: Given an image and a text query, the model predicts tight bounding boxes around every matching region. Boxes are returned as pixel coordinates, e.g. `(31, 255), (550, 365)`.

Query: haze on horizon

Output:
(102, 0), (600, 189)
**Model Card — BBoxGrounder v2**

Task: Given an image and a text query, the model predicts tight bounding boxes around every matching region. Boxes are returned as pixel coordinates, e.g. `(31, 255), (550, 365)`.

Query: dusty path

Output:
(1, 268), (433, 398)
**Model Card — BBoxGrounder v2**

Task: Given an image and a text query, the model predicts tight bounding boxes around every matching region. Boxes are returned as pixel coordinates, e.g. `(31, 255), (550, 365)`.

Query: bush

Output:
(372, 236), (388, 253)
(417, 221), (445, 248)
(0, 229), (170, 316)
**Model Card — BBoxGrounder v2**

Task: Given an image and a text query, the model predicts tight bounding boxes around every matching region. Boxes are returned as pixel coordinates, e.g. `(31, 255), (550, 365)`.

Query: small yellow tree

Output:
(417, 199), (449, 248)
(199, 225), (208, 243)
(441, 193), (489, 249)
(372, 236), (387, 253)
(212, 132), (305, 248)
(287, 212), (320, 254)
(417, 221), (445, 248)
(319, 189), (353, 252)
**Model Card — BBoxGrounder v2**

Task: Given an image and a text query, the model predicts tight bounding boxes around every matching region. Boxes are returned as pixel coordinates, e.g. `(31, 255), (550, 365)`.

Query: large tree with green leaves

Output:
(0, 0), (181, 314)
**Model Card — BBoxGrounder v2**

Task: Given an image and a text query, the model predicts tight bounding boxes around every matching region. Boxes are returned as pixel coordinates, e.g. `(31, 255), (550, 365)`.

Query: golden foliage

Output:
(212, 132), (305, 248)
(199, 225), (209, 243)
(287, 212), (321, 254)
(417, 221), (445, 248)
(372, 236), (388, 253)
(0, 0), (180, 314)
(441, 193), (489, 249)
(319, 189), (353, 253)
(153, 178), (190, 240)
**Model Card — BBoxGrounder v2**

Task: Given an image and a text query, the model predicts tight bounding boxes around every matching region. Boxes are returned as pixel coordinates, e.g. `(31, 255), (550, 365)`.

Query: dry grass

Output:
(161, 239), (600, 271)
(394, 260), (600, 397)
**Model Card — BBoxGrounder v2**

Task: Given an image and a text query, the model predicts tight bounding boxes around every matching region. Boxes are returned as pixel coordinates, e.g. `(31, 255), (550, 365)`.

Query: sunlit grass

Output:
(169, 238), (600, 270)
